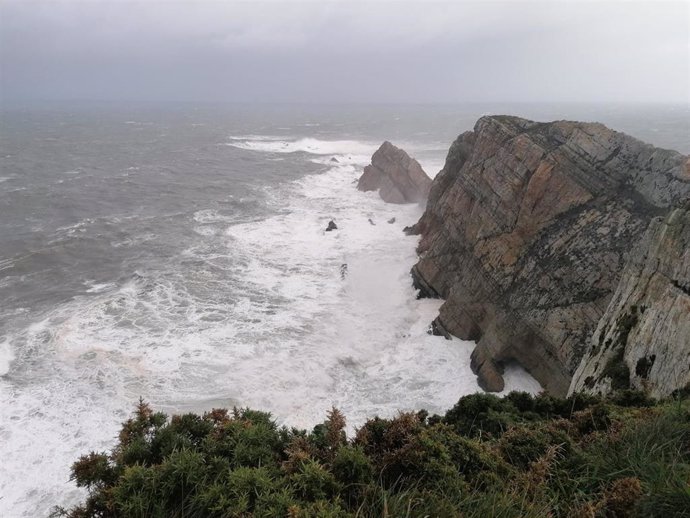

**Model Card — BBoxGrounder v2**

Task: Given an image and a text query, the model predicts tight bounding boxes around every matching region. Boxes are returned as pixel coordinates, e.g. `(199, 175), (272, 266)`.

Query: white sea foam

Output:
(0, 339), (14, 376)
(229, 136), (447, 175)
(0, 150), (540, 518)
(228, 136), (378, 158)
(84, 281), (117, 294)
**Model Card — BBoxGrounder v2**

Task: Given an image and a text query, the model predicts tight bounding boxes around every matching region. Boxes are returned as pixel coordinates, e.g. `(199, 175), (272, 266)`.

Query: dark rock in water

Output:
(412, 115), (690, 395)
(325, 220), (338, 232)
(340, 263), (348, 279)
(330, 157), (339, 163)
(429, 318), (451, 339)
(357, 141), (432, 204)
(368, 218), (376, 226)
(387, 217), (396, 224)
(471, 347), (505, 392)
(403, 225), (418, 235)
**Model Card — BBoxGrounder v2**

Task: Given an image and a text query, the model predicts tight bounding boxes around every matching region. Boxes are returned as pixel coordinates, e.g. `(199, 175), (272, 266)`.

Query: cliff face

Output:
(358, 141), (432, 203)
(411, 115), (690, 395)
(569, 206), (690, 398)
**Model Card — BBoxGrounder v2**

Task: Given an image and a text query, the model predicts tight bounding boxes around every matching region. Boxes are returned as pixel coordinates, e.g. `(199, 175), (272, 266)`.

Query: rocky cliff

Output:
(358, 141), (432, 203)
(410, 115), (690, 396)
(569, 205), (690, 398)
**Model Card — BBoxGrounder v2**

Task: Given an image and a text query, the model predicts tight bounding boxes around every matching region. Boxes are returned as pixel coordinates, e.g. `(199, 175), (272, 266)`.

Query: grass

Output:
(52, 392), (690, 518)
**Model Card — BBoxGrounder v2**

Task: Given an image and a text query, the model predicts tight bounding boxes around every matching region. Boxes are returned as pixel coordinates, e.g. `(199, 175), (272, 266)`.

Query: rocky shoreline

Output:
(363, 116), (690, 397)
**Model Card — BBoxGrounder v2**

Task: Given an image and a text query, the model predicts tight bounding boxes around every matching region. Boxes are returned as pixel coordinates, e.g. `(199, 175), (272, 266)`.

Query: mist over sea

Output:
(0, 102), (687, 516)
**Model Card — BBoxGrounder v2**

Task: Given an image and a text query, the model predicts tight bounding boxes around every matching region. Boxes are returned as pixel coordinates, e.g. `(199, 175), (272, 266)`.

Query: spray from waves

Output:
(0, 154), (540, 518)
(228, 136), (446, 178)
(0, 339), (14, 375)
(227, 136), (378, 159)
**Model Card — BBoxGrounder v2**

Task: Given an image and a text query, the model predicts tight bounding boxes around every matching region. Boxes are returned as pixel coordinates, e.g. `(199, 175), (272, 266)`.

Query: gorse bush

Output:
(52, 391), (690, 518)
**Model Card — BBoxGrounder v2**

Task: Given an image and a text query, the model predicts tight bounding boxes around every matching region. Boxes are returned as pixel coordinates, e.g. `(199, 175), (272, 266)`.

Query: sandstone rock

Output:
(569, 205), (690, 398)
(412, 115), (690, 395)
(358, 141), (432, 204)
(470, 346), (505, 392)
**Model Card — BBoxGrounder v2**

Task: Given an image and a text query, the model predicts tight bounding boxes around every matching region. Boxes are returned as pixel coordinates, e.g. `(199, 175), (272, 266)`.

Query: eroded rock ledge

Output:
(358, 141), (432, 204)
(410, 115), (690, 396)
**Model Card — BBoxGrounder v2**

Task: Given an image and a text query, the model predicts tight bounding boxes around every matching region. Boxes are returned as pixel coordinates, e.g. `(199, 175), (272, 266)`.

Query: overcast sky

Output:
(1, 0), (688, 104)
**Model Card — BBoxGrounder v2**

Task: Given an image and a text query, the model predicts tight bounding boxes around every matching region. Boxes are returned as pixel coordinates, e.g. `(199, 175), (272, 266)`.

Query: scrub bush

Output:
(55, 392), (690, 518)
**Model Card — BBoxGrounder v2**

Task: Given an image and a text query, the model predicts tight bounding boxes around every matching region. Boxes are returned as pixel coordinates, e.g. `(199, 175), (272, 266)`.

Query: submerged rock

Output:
(387, 217), (396, 224)
(412, 115), (690, 395)
(570, 205), (690, 398)
(357, 141), (432, 204)
(325, 220), (338, 232)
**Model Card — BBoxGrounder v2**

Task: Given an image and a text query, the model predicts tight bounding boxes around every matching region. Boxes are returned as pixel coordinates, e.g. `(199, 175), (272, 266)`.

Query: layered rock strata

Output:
(410, 115), (690, 395)
(569, 205), (690, 398)
(358, 141), (432, 203)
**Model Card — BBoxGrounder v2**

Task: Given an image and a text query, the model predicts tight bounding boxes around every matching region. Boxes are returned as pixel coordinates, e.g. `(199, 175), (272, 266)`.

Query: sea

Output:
(0, 102), (687, 517)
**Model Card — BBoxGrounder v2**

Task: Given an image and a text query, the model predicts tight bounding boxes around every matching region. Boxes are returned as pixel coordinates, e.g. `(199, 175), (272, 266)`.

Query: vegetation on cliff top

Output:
(53, 391), (690, 518)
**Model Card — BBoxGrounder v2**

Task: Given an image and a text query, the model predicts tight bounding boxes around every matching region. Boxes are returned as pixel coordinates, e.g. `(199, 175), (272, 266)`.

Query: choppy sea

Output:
(0, 102), (687, 516)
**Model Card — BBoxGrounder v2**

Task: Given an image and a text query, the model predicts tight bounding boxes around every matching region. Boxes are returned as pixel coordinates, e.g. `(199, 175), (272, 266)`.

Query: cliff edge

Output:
(569, 205), (690, 398)
(410, 115), (690, 395)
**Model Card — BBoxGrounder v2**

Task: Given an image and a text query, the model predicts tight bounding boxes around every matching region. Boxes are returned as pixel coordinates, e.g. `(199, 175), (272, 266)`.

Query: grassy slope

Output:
(53, 391), (690, 518)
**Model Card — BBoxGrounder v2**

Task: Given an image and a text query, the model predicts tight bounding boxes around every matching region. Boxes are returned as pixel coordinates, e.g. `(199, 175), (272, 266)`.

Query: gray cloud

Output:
(1, 0), (688, 103)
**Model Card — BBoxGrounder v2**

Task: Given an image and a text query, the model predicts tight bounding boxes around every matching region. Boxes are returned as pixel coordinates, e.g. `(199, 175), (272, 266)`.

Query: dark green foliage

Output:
(331, 446), (372, 486)
(59, 393), (690, 518)
(603, 348), (631, 390)
(571, 403), (611, 436)
(71, 452), (116, 489)
(612, 389), (656, 407)
(498, 426), (551, 469)
(635, 354), (656, 379)
(504, 390), (537, 412)
(616, 307), (639, 347)
(443, 392), (518, 437)
(291, 460), (341, 501)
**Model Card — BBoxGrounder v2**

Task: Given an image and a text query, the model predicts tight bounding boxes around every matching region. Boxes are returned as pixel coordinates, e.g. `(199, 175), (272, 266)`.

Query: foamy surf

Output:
(227, 136), (379, 158)
(0, 140), (540, 518)
(0, 339), (14, 376)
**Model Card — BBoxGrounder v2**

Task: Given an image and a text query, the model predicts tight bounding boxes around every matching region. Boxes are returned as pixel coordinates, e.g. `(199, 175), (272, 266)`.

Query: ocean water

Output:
(0, 102), (687, 516)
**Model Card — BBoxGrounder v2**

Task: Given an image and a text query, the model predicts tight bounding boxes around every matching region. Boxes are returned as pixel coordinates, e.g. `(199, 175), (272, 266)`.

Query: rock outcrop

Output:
(358, 141), (432, 204)
(325, 220), (338, 231)
(569, 205), (690, 398)
(410, 115), (690, 396)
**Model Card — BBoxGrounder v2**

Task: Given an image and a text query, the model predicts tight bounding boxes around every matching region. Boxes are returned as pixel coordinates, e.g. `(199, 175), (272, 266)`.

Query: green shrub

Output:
(331, 445), (373, 486)
(443, 393), (517, 437)
(290, 459), (341, 501)
(498, 426), (551, 470)
(60, 395), (689, 518)
(71, 452), (116, 489)
(111, 465), (161, 518)
(612, 389), (656, 408)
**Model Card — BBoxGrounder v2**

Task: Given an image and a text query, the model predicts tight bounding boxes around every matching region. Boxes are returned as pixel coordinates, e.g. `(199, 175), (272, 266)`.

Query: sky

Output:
(0, 0), (688, 104)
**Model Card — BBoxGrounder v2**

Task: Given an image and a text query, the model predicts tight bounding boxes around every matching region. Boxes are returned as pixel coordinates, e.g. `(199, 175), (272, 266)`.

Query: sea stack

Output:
(410, 115), (690, 396)
(357, 141), (432, 204)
